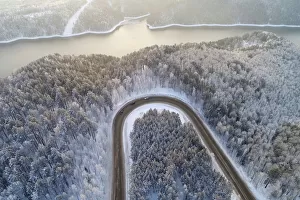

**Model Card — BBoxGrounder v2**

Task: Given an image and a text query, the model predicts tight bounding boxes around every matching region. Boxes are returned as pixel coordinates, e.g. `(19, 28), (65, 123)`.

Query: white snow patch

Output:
(242, 40), (263, 48)
(231, 191), (240, 200)
(107, 0), (112, 7)
(63, 0), (94, 36)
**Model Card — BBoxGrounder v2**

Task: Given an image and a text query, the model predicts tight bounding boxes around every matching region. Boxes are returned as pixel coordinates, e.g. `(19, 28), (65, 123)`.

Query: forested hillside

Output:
(146, 0), (300, 26)
(73, 0), (124, 34)
(1, 0), (300, 42)
(0, 0), (85, 41)
(130, 109), (232, 199)
(0, 32), (299, 199)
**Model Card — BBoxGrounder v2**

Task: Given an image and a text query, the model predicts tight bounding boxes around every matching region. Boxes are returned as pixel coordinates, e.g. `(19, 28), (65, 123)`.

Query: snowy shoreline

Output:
(1, 14), (300, 44)
(147, 23), (300, 29)
(0, 13), (150, 45)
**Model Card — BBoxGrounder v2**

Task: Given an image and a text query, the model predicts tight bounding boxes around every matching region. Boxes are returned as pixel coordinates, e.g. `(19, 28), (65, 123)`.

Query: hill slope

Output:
(0, 32), (299, 199)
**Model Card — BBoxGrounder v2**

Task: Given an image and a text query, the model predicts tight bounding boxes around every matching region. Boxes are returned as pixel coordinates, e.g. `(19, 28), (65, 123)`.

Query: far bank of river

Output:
(0, 20), (300, 78)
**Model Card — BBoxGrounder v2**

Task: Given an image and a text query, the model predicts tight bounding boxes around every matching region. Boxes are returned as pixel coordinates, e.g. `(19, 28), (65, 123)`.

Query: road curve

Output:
(112, 96), (256, 200)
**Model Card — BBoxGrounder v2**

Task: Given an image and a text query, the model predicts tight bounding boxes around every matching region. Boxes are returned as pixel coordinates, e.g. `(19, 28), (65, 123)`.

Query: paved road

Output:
(112, 96), (256, 200)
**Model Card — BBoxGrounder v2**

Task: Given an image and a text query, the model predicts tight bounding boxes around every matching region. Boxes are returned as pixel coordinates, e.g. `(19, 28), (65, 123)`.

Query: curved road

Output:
(112, 96), (256, 200)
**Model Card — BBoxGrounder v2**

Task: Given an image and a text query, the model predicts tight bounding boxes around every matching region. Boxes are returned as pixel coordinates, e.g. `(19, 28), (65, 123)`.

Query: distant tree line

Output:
(2, 0), (300, 42)
(147, 0), (300, 26)
(0, 0), (85, 41)
(0, 31), (299, 199)
(73, 0), (124, 34)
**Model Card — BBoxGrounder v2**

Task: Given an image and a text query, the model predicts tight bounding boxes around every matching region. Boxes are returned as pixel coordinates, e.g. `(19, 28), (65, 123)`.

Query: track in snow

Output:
(63, 0), (94, 36)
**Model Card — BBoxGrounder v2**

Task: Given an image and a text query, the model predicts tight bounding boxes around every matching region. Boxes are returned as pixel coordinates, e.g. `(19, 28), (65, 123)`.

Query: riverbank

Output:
(1, 21), (300, 78)
(0, 13), (150, 44)
(147, 23), (300, 29)
(3, 13), (300, 45)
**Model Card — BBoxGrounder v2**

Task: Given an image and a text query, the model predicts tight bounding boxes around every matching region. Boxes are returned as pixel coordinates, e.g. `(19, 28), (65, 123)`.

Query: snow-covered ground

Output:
(231, 191), (240, 200)
(63, 0), (95, 36)
(107, 0), (112, 7)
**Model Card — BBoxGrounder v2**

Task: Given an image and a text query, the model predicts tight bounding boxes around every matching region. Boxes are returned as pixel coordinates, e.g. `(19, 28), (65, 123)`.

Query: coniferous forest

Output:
(130, 109), (232, 199)
(1, 0), (300, 42)
(0, 32), (300, 199)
